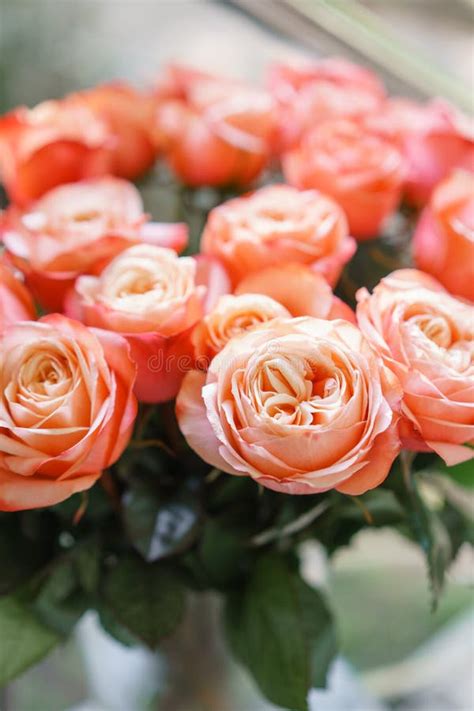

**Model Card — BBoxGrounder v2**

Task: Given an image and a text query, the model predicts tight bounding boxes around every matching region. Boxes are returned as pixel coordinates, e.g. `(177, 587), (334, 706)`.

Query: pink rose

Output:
(357, 269), (474, 465)
(201, 184), (355, 287)
(0, 315), (137, 511)
(1, 177), (187, 311)
(66, 244), (230, 403)
(413, 170), (474, 302)
(0, 262), (35, 333)
(177, 317), (401, 495)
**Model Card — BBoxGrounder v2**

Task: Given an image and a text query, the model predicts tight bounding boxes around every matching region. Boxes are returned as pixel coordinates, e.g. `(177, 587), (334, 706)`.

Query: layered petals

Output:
(413, 170), (474, 302)
(283, 119), (405, 240)
(67, 244), (230, 402)
(201, 184), (355, 287)
(0, 315), (137, 511)
(0, 262), (35, 333)
(177, 317), (401, 495)
(356, 269), (474, 465)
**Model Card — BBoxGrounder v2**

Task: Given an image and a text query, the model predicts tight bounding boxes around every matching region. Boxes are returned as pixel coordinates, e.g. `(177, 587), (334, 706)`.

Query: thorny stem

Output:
(250, 501), (330, 547)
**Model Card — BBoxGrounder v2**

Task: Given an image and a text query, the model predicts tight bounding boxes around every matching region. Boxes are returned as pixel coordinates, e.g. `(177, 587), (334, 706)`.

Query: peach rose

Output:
(66, 244), (230, 403)
(201, 184), (356, 287)
(235, 264), (356, 323)
(267, 57), (385, 152)
(192, 293), (290, 365)
(0, 262), (35, 333)
(78, 82), (156, 180)
(283, 119), (405, 240)
(356, 269), (474, 465)
(0, 98), (112, 206)
(176, 317), (401, 495)
(1, 177), (188, 311)
(413, 171), (474, 302)
(0, 314), (137, 511)
(154, 64), (276, 187)
(365, 98), (474, 205)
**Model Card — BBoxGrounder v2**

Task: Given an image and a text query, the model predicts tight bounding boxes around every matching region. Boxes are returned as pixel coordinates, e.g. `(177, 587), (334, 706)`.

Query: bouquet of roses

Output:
(0, 58), (472, 710)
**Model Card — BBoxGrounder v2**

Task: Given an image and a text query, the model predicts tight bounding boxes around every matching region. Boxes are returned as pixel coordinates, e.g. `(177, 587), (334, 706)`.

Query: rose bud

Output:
(154, 64), (276, 187)
(365, 98), (474, 205)
(357, 269), (474, 465)
(0, 262), (35, 333)
(235, 264), (356, 323)
(267, 57), (385, 152)
(77, 82), (157, 180)
(0, 98), (112, 206)
(413, 170), (474, 302)
(66, 244), (230, 403)
(1, 176), (188, 311)
(283, 119), (405, 240)
(177, 317), (401, 495)
(201, 184), (355, 287)
(0, 314), (137, 511)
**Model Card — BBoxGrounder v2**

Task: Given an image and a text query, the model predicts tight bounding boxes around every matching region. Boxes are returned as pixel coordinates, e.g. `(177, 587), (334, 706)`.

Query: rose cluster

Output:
(0, 58), (472, 511)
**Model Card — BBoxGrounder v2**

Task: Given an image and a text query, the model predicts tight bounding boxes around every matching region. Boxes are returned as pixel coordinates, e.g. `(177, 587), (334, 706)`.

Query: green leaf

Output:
(0, 596), (60, 686)
(101, 556), (186, 649)
(199, 519), (250, 587)
(391, 467), (453, 610)
(97, 606), (139, 648)
(123, 483), (201, 562)
(224, 554), (337, 711)
(33, 560), (88, 636)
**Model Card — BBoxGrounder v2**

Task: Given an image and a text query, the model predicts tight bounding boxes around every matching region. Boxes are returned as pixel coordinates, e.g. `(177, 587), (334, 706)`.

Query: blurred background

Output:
(0, 1), (473, 710)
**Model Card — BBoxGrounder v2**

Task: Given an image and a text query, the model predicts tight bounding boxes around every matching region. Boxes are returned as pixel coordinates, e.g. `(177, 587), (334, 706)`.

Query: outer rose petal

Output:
(0, 263), (35, 332)
(176, 370), (239, 474)
(0, 469), (101, 512)
(335, 418), (401, 495)
(235, 264), (332, 317)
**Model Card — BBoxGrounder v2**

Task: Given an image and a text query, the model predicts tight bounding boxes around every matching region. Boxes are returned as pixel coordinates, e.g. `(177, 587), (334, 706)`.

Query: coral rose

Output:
(176, 317), (401, 495)
(78, 82), (156, 179)
(0, 98), (112, 206)
(356, 269), (474, 465)
(66, 244), (230, 403)
(201, 184), (355, 287)
(267, 57), (385, 152)
(154, 64), (276, 187)
(283, 119), (405, 240)
(0, 314), (137, 511)
(1, 177), (188, 311)
(192, 293), (290, 365)
(413, 171), (474, 302)
(365, 98), (474, 205)
(0, 263), (35, 333)
(235, 264), (356, 323)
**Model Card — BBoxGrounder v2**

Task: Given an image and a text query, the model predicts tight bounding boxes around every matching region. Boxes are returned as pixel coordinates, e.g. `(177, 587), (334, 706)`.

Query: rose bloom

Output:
(0, 314), (137, 511)
(1, 177), (188, 311)
(0, 262), (35, 333)
(413, 171), (474, 302)
(192, 293), (291, 365)
(365, 98), (474, 205)
(193, 265), (355, 366)
(77, 82), (156, 180)
(66, 244), (230, 403)
(154, 64), (276, 187)
(0, 98), (112, 206)
(235, 264), (356, 323)
(177, 317), (401, 495)
(267, 57), (385, 152)
(356, 269), (474, 465)
(284, 119), (405, 240)
(201, 184), (356, 287)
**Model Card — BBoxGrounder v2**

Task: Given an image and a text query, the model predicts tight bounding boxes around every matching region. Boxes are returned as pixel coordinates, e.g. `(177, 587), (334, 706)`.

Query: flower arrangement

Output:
(0, 57), (472, 710)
